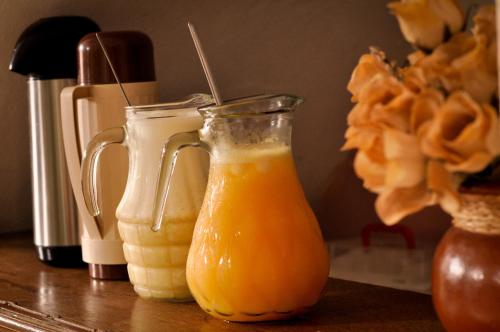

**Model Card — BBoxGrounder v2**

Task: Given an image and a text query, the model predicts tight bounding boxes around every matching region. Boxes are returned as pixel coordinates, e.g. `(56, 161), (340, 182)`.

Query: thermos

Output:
(9, 16), (100, 266)
(60, 31), (159, 279)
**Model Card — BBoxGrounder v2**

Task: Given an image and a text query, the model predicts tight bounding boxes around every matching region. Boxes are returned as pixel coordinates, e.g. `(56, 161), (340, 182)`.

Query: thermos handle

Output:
(152, 131), (207, 232)
(60, 86), (102, 239)
(81, 127), (126, 221)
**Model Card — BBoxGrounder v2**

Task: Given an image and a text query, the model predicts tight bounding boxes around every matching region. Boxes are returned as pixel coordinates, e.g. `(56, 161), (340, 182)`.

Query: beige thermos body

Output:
(61, 31), (159, 279)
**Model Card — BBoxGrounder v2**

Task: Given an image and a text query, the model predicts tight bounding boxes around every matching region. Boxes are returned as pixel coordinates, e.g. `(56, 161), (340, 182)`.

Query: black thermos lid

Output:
(9, 16), (100, 80)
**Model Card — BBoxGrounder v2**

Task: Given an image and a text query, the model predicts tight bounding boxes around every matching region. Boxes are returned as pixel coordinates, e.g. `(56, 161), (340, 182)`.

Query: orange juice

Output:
(186, 145), (330, 321)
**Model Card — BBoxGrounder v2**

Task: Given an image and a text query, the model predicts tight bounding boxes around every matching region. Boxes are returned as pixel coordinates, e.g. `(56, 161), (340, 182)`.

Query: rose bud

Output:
(388, 0), (465, 50)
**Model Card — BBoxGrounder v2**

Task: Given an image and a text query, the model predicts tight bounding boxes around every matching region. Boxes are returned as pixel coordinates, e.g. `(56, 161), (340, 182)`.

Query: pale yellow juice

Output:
(186, 145), (330, 320)
(117, 113), (208, 301)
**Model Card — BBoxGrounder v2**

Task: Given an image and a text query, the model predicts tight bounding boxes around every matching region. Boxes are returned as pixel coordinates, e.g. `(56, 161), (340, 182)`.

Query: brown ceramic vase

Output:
(432, 186), (500, 332)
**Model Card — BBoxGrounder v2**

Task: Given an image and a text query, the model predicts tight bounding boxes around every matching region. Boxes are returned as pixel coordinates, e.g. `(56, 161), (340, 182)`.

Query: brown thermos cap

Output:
(77, 31), (156, 85)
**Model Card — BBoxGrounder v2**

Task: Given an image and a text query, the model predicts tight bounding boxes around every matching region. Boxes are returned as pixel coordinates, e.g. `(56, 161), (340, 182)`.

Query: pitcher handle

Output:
(81, 127), (126, 218)
(152, 130), (206, 232)
(60, 85), (102, 239)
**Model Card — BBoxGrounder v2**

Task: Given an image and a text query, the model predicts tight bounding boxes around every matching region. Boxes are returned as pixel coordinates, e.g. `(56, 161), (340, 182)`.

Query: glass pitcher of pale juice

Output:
(81, 94), (212, 301)
(152, 94), (330, 321)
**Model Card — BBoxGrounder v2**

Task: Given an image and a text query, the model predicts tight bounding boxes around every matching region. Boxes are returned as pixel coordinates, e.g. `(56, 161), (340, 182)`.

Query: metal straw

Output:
(95, 33), (132, 107)
(188, 22), (223, 105)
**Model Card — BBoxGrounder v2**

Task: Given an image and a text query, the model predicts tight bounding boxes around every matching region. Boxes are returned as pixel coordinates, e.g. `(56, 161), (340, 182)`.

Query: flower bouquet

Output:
(343, 2), (500, 330)
(343, 1), (499, 225)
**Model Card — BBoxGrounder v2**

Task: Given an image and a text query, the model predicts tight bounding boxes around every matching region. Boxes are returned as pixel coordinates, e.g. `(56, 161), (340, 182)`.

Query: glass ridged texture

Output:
(154, 95), (330, 320)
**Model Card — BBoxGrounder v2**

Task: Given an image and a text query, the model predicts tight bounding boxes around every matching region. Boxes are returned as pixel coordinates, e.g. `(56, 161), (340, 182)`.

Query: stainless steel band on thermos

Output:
(27, 78), (79, 250)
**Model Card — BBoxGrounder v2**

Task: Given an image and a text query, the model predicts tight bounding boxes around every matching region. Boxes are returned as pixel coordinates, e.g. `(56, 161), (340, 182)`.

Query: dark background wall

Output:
(0, 0), (486, 241)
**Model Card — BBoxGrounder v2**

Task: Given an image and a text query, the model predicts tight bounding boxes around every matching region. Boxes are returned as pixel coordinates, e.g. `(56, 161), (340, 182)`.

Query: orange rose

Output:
(388, 0), (464, 50)
(344, 74), (413, 193)
(347, 49), (393, 103)
(421, 91), (500, 173)
(376, 159), (461, 224)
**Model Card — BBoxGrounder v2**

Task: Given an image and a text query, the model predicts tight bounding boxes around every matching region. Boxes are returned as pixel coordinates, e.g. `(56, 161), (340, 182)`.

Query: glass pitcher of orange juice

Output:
(153, 94), (330, 321)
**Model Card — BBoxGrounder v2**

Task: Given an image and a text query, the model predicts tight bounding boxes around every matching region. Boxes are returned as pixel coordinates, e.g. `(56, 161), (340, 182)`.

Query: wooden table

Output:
(0, 233), (443, 331)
